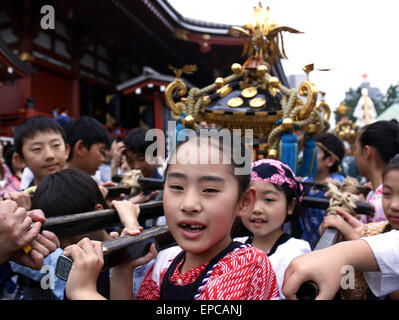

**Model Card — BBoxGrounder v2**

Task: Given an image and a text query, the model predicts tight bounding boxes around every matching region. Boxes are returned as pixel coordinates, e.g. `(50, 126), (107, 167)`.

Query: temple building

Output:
(0, 0), (259, 137)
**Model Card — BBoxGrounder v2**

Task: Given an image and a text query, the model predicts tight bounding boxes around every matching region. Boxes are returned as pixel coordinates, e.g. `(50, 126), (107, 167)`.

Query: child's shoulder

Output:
(151, 245), (182, 280)
(283, 237), (311, 251)
(233, 236), (250, 244)
(217, 244), (269, 271)
(272, 237), (311, 259)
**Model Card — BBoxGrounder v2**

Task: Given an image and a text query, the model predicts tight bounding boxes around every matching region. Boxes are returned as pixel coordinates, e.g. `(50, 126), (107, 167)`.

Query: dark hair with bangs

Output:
(14, 115), (67, 159)
(383, 154), (399, 181)
(164, 128), (252, 199)
(64, 116), (110, 161)
(124, 127), (155, 157)
(273, 183), (303, 223)
(31, 168), (107, 218)
(231, 182), (303, 238)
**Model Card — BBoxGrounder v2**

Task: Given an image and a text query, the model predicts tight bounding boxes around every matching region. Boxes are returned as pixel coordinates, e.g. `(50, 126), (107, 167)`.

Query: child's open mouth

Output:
(249, 218), (267, 227)
(179, 224), (206, 232)
(250, 218), (267, 223)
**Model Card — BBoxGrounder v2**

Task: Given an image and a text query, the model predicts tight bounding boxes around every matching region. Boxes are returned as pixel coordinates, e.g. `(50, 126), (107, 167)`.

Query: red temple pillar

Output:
(153, 92), (164, 131)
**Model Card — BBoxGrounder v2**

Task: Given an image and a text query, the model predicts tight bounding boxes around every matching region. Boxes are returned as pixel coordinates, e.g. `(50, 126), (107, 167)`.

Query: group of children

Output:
(1, 114), (399, 300)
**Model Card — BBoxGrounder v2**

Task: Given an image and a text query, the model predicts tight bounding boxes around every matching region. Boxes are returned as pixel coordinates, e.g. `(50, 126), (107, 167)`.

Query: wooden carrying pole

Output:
(55, 225), (175, 281)
(295, 227), (340, 300)
(41, 201), (164, 239)
(296, 180), (363, 299)
(106, 177), (164, 198)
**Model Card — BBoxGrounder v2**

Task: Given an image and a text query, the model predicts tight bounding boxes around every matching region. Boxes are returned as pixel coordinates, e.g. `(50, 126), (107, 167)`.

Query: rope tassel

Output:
(279, 132), (298, 175)
(299, 137), (318, 179)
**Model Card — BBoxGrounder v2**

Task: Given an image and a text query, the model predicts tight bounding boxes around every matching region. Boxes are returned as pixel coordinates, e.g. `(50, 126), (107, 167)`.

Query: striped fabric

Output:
(136, 246), (279, 300)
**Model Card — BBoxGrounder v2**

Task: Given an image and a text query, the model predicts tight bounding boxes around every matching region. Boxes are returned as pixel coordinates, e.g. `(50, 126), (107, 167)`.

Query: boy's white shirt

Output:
(362, 230), (399, 297)
(20, 167), (34, 190)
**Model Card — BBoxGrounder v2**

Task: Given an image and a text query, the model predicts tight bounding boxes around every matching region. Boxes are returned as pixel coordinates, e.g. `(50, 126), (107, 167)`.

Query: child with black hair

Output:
(2, 145), (24, 191)
(123, 127), (164, 228)
(284, 154), (399, 300)
(319, 154), (399, 300)
(0, 145), (22, 197)
(64, 116), (110, 177)
(9, 168), (142, 300)
(13, 115), (70, 188)
(353, 120), (399, 223)
(301, 132), (346, 248)
(234, 159), (311, 299)
(123, 127), (163, 180)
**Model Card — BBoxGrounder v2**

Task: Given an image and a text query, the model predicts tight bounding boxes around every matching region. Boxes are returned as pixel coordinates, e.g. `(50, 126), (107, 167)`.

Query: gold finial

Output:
(228, 5), (302, 66)
(302, 64), (314, 80)
(169, 64), (197, 78)
(336, 103), (349, 117)
(302, 64), (331, 80)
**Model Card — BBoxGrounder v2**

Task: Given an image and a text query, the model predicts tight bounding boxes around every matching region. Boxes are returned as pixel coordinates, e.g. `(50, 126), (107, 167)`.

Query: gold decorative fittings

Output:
(228, 3), (302, 67)
(268, 149), (278, 159)
(182, 115), (196, 129)
(268, 77), (280, 87)
(241, 87), (258, 99)
(305, 124), (319, 134)
(164, 7), (332, 163)
(268, 76), (280, 97)
(282, 118), (294, 130)
(231, 63), (242, 74)
(249, 97), (266, 108)
(228, 97), (244, 108)
(214, 77), (225, 88)
(336, 103), (349, 117)
(333, 120), (359, 143)
(257, 65), (268, 76)
(217, 85), (233, 98)
(19, 52), (35, 62)
(202, 96), (211, 105)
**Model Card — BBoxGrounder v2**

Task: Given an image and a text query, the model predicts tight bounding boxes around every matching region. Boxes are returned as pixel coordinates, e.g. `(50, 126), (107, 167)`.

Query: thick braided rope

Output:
(193, 244), (251, 300)
(121, 169), (144, 195)
(324, 178), (360, 216)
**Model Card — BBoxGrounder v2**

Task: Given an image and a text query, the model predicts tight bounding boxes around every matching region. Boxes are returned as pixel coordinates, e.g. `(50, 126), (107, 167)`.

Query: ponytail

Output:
(358, 120), (399, 164)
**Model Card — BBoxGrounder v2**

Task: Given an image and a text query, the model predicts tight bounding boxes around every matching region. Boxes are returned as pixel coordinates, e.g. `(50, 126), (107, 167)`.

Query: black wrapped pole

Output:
(55, 225), (175, 281)
(41, 201), (164, 239)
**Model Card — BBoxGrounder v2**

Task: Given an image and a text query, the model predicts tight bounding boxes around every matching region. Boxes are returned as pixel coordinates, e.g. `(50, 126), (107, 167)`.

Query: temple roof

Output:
(376, 103), (399, 122)
(0, 34), (36, 81)
(116, 66), (194, 95)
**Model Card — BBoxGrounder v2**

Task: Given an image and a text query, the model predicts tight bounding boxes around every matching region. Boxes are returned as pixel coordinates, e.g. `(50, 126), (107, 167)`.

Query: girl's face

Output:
(382, 170), (399, 229)
(241, 181), (294, 237)
(163, 140), (254, 261)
